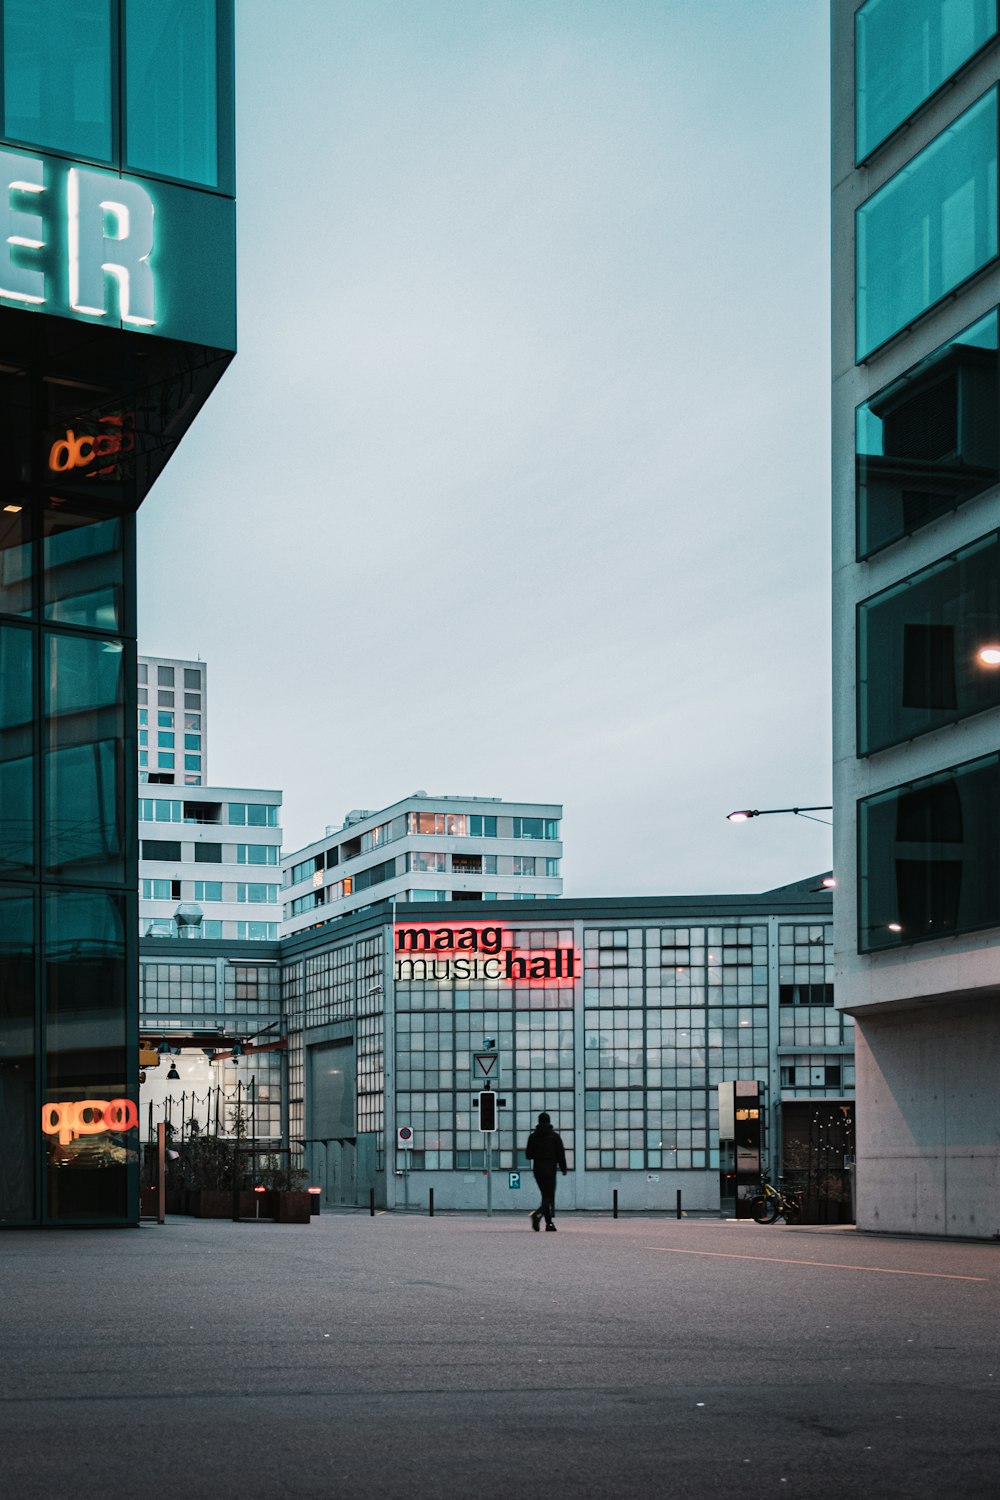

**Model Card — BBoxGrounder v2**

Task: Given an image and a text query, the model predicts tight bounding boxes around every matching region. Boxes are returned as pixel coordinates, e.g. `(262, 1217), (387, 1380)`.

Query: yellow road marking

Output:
(642, 1247), (987, 1281)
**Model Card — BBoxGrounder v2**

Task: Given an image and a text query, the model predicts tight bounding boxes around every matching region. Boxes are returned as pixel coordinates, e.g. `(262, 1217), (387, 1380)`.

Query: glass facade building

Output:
(0, 2), (235, 1227)
(833, 2), (1000, 1237)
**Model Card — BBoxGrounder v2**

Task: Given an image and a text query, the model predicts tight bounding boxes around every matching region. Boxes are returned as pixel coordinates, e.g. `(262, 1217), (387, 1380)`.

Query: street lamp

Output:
(727, 805), (833, 826)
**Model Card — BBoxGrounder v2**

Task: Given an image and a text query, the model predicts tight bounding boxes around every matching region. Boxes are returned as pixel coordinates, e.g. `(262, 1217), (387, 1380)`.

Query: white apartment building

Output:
(140, 783), (282, 941)
(138, 654), (207, 786)
(282, 792), (563, 936)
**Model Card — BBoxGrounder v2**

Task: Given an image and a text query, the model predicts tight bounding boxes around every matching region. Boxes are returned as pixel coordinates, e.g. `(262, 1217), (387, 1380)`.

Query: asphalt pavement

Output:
(1, 1211), (998, 1499)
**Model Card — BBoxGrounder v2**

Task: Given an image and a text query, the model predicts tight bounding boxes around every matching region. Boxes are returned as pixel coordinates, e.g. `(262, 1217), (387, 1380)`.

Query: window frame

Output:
(856, 527), (1000, 755)
(855, 0), (1000, 166)
(855, 85), (1000, 363)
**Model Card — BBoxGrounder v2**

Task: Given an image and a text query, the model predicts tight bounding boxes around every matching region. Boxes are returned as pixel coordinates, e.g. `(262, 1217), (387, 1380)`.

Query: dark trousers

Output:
(533, 1166), (557, 1224)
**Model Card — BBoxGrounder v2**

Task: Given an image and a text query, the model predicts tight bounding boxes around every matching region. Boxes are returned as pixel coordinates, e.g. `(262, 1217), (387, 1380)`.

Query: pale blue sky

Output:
(137, 0), (832, 893)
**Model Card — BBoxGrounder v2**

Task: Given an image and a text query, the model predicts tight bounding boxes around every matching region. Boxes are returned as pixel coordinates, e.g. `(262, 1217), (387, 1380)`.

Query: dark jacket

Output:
(525, 1122), (567, 1173)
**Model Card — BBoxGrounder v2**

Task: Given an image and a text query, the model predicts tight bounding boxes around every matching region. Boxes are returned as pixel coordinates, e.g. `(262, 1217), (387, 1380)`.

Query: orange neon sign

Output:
(48, 413), (135, 474)
(41, 1098), (139, 1146)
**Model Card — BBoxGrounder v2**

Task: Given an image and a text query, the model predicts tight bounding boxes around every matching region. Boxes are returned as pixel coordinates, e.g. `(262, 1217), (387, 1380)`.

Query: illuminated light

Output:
(68, 168), (156, 327)
(887, 923), (903, 933)
(0, 150), (46, 304)
(727, 810), (753, 822)
(41, 1097), (139, 1146)
(977, 645), (1000, 666)
(48, 413), (135, 474)
(3, 503), (21, 513)
(395, 922), (578, 985)
(822, 876), (836, 888)
(254, 1186), (266, 1194)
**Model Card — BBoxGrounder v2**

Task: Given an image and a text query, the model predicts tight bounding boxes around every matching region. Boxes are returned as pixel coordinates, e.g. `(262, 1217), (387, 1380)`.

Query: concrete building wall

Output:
(854, 998), (1000, 1238)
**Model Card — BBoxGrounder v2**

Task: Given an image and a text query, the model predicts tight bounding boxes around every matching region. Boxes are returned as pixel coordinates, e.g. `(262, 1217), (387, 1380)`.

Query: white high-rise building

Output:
(139, 782), (282, 941)
(282, 792), (563, 936)
(138, 654), (207, 786)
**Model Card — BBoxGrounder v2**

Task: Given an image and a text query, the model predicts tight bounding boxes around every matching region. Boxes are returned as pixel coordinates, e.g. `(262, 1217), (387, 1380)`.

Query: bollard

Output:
(308, 1186), (321, 1217)
(429, 1188), (434, 1217)
(613, 1188), (618, 1220)
(369, 1187), (375, 1217)
(676, 1189), (682, 1220)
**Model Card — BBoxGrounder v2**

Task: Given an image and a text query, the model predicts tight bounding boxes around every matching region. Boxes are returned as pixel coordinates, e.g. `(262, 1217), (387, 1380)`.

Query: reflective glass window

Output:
(859, 753), (1000, 949)
(43, 509), (124, 632)
(856, 309), (1000, 556)
(141, 838), (180, 860)
(859, 529), (1000, 752)
(856, 89), (999, 361)
(124, 0), (218, 185)
(44, 632), (127, 882)
(44, 889), (130, 1220)
(237, 843), (277, 865)
(0, 884), (34, 1221)
(0, 502), (31, 617)
(856, 0), (998, 161)
(2, 0), (113, 160)
(0, 622), (32, 873)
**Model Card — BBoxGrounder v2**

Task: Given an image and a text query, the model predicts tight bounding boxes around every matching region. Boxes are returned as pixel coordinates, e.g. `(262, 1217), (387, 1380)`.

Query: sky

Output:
(136, 0), (832, 895)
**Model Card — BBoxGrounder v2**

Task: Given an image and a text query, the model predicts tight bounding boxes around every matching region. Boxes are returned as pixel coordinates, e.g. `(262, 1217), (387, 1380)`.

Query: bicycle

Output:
(750, 1175), (802, 1225)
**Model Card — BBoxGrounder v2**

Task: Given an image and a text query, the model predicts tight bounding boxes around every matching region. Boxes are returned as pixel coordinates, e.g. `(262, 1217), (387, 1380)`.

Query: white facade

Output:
(282, 792), (563, 936)
(832, 3), (1000, 1237)
(138, 654), (207, 786)
(140, 782), (282, 941)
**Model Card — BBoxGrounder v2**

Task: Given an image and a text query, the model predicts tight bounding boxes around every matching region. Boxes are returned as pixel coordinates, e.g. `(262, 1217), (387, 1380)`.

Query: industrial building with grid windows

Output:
(278, 882), (852, 1215)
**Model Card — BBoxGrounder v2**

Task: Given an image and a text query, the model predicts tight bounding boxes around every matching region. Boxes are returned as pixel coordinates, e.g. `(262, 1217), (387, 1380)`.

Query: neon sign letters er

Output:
(0, 148), (155, 327)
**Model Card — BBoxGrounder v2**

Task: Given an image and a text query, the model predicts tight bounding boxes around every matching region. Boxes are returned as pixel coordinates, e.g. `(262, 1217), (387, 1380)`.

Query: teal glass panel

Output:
(0, 501), (31, 617)
(44, 889), (131, 1220)
(0, 622), (33, 873)
(856, 309), (1000, 555)
(858, 530), (1000, 752)
(859, 754), (1000, 949)
(44, 631), (127, 882)
(857, 0), (998, 160)
(124, 0), (218, 186)
(2, 0), (112, 161)
(43, 509), (123, 632)
(856, 89), (999, 361)
(0, 884), (35, 1221)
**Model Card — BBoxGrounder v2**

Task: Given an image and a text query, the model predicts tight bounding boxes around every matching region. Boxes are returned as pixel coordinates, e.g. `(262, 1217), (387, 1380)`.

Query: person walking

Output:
(525, 1112), (567, 1231)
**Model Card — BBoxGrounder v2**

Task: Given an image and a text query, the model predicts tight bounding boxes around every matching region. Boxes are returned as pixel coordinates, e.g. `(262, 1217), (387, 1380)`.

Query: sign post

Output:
(473, 1052), (500, 1218)
(397, 1125), (413, 1212)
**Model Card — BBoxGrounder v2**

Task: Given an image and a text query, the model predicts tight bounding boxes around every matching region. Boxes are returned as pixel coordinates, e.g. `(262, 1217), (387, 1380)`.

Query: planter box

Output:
(192, 1190), (232, 1219)
(275, 1191), (311, 1224)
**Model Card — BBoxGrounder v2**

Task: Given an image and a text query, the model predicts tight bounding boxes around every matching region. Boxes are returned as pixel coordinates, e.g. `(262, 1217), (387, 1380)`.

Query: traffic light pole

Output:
(486, 1132), (492, 1218)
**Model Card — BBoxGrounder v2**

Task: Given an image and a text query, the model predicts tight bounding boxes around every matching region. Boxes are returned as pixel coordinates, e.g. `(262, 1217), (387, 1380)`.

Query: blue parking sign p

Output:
(508, 1171), (521, 1189)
